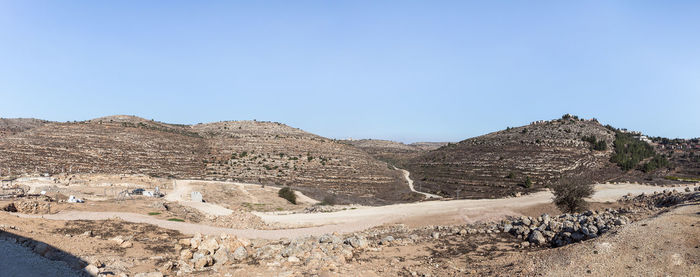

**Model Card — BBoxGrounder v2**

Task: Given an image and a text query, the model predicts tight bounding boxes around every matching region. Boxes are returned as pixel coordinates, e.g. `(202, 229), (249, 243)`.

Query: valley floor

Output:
(0, 174), (698, 276)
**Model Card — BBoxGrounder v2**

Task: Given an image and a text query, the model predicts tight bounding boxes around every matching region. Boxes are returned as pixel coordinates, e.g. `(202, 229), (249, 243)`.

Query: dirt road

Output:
(398, 169), (442, 199)
(9, 183), (694, 240)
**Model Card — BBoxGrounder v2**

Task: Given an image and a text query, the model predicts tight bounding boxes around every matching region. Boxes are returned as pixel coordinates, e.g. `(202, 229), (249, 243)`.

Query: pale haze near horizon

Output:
(1, 1), (698, 143)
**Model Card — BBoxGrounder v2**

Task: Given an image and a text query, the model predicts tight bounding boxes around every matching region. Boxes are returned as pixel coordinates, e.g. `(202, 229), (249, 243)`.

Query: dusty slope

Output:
(0, 116), (410, 204)
(406, 117), (619, 198)
(0, 118), (50, 138)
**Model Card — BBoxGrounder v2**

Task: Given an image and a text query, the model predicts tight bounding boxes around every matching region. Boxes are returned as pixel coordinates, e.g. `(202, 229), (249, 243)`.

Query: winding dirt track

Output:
(398, 169), (442, 199)
(9, 183), (696, 240)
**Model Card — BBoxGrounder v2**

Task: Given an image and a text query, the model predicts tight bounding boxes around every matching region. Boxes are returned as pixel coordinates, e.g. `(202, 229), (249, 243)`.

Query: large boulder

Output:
(232, 246), (248, 261)
(528, 230), (546, 245)
(345, 236), (368, 249)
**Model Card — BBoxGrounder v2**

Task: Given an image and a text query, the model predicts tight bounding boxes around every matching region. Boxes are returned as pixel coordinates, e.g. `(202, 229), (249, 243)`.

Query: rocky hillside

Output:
(0, 118), (50, 138)
(405, 117), (619, 199)
(341, 139), (447, 166)
(0, 116), (410, 204)
(192, 121), (410, 204)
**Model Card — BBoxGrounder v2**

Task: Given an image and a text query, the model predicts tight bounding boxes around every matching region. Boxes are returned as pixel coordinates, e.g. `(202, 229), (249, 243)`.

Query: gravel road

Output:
(9, 183), (696, 240)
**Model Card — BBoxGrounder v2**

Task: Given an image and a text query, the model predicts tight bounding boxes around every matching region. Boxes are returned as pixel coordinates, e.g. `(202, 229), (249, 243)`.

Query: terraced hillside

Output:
(0, 116), (411, 204)
(0, 118), (50, 138)
(0, 116), (207, 178)
(406, 117), (618, 199)
(341, 139), (447, 166)
(193, 121), (410, 204)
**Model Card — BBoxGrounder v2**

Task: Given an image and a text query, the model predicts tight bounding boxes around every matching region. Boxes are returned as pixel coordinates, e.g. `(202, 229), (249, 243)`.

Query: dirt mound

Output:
(2, 199), (52, 214)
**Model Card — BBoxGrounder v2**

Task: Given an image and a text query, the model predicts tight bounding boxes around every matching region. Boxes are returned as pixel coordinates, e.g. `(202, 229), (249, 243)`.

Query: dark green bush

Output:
(523, 176), (533, 188)
(278, 187), (297, 204)
(551, 178), (594, 213)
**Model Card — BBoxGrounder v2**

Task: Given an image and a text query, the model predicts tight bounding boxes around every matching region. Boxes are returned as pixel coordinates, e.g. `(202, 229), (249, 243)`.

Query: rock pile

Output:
(1, 199), (51, 214)
(173, 233), (250, 274)
(503, 190), (699, 248)
(503, 210), (630, 247)
(252, 233), (358, 270)
(620, 189), (699, 209)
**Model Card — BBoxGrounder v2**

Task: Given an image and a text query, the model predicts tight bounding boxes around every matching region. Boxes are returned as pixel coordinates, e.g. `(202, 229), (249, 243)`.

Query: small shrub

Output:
(523, 176), (533, 188)
(148, 212), (161, 216)
(593, 140), (607, 151)
(506, 172), (515, 179)
(167, 218), (185, 222)
(551, 178), (594, 213)
(278, 187), (297, 204)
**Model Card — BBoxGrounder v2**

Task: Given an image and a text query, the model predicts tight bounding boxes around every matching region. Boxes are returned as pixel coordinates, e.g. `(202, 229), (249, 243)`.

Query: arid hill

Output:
(0, 116), (410, 204)
(192, 121), (410, 204)
(0, 118), (50, 138)
(405, 117), (620, 199)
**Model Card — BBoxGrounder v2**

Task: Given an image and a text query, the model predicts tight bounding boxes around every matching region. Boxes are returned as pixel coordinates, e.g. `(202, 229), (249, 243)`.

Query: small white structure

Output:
(142, 191), (154, 197)
(191, 191), (203, 202)
(67, 195), (84, 203)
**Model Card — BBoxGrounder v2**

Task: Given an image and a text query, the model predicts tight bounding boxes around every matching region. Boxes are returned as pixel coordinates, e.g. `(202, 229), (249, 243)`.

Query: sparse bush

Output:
(523, 176), (533, 188)
(506, 172), (515, 179)
(278, 187), (297, 204)
(551, 178), (594, 213)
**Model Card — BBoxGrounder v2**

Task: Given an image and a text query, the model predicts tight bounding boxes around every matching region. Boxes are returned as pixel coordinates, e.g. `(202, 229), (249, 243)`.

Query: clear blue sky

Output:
(1, 1), (698, 142)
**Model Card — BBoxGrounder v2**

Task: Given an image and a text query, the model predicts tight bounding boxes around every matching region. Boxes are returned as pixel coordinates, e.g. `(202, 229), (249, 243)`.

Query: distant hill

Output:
(405, 116), (621, 199)
(0, 116), (411, 204)
(341, 139), (447, 166)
